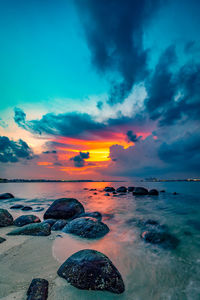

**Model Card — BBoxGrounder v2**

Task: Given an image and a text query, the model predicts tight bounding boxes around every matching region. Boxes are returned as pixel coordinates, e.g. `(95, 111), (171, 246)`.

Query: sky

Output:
(0, 0), (200, 180)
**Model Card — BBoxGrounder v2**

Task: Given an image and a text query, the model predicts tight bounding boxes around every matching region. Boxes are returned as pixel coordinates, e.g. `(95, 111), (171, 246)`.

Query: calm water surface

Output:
(0, 181), (200, 300)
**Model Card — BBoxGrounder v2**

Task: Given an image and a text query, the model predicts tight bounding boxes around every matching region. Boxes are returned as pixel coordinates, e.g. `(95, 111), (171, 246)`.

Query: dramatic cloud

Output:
(70, 151), (90, 167)
(126, 130), (141, 143)
(0, 136), (34, 163)
(75, 0), (163, 104)
(14, 108), (105, 138)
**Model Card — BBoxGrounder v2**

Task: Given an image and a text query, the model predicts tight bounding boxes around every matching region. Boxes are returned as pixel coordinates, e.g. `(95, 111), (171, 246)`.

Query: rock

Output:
(133, 187), (148, 195)
(22, 206), (33, 211)
(104, 187), (115, 192)
(0, 237), (6, 244)
(116, 186), (127, 193)
(0, 193), (14, 199)
(63, 217), (109, 239)
(83, 188), (88, 190)
(148, 189), (159, 195)
(27, 278), (48, 300)
(52, 220), (67, 231)
(173, 192), (178, 195)
(79, 211), (102, 221)
(141, 230), (179, 249)
(0, 209), (13, 227)
(57, 249), (125, 294)
(104, 193), (110, 196)
(128, 186), (135, 192)
(7, 222), (51, 236)
(43, 198), (84, 220)
(33, 207), (44, 212)
(160, 190), (166, 193)
(93, 192), (98, 195)
(43, 219), (57, 227)
(14, 215), (41, 227)
(10, 204), (24, 209)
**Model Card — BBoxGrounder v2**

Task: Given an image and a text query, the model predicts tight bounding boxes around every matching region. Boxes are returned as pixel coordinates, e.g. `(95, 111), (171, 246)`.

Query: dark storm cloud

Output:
(70, 151), (90, 167)
(14, 108), (105, 138)
(75, 0), (163, 104)
(126, 130), (141, 143)
(0, 136), (34, 163)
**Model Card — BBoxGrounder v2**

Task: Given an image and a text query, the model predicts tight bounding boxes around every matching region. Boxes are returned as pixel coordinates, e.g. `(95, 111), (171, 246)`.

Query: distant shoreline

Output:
(0, 179), (125, 183)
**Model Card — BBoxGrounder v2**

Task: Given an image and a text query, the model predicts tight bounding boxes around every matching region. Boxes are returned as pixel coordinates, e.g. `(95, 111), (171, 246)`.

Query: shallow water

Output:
(0, 181), (200, 300)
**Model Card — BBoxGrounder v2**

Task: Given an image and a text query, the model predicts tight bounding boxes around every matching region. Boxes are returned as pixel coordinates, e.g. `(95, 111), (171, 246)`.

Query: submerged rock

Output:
(104, 193), (110, 196)
(141, 230), (179, 249)
(0, 209), (13, 227)
(149, 189), (159, 195)
(27, 278), (48, 300)
(0, 237), (6, 243)
(133, 187), (149, 195)
(22, 206), (33, 211)
(52, 220), (67, 231)
(79, 211), (102, 221)
(104, 187), (115, 192)
(63, 217), (109, 239)
(160, 190), (166, 193)
(116, 186), (127, 193)
(14, 215), (41, 227)
(33, 207), (44, 212)
(128, 186), (135, 192)
(10, 204), (24, 209)
(0, 193), (14, 199)
(57, 249), (125, 294)
(43, 198), (84, 220)
(7, 222), (51, 236)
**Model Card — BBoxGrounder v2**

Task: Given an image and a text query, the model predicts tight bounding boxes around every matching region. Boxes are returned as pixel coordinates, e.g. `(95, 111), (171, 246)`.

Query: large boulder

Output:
(27, 278), (48, 300)
(116, 186), (127, 193)
(43, 219), (57, 227)
(133, 187), (148, 195)
(0, 208), (13, 227)
(104, 187), (115, 192)
(63, 217), (109, 239)
(128, 186), (135, 192)
(0, 193), (14, 199)
(149, 189), (159, 195)
(14, 215), (41, 227)
(43, 198), (84, 220)
(7, 222), (51, 236)
(57, 249), (125, 294)
(52, 220), (67, 231)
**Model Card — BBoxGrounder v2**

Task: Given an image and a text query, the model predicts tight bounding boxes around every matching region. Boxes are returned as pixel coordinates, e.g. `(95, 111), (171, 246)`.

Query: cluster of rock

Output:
(104, 186), (159, 196)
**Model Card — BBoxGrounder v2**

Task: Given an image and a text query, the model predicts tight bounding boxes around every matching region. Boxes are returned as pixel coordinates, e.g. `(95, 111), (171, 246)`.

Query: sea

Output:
(0, 181), (200, 300)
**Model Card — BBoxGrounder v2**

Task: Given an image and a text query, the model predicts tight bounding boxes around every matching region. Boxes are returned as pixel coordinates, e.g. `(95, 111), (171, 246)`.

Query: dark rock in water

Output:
(149, 189), (159, 195)
(173, 192), (178, 195)
(93, 192), (98, 195)
(79, 211), (102, 221)
(52, 220), (67, 231)
(10, 204), (24, 209)
(0, 193), (14, 199)
(143, 219), (159, 226)
(27, 278), (48, 300)
(33, 207), (44, 212)
(0, 209), (13, 227)
(116, 186), (127, 193)
(0, 237), (6, 244)
(104, 193), (110, 196)
(160, 190), (166, 193)
(14, 215), (41, 227)
(90, 188), (97, 191)
(63, 217), (109, 239)
(7, 222), (51, 236)
(22, 206), (33, 211)
(43, 198), (84, 220)
(133, 187), (148, 195)
(57, 249), (125, 294)
(104, 187), (115, 192)
(141, 230), (179, 249)
(128, 186), (135, 192)
(83, 188), (88, 190)
(43, 219), (57, 227)
(112, 191), (117, 194)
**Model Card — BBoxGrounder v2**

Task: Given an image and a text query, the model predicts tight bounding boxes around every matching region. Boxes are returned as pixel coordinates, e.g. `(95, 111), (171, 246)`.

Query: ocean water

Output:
(0, 181), (200, 300)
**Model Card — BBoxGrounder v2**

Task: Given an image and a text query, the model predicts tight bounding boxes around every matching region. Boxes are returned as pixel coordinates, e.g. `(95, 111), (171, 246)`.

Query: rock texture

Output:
(0, 209), (13, 227)
(14, 215), (41, 227)
(63, 217), (109, 239)
(133, 187), (149, 195)
(57, 249), (125, 294)
(43, 198), (84, 220)
(0, 193), (14, 199)
(27, 278), (48, 300)
(7, 222), (51, 236)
